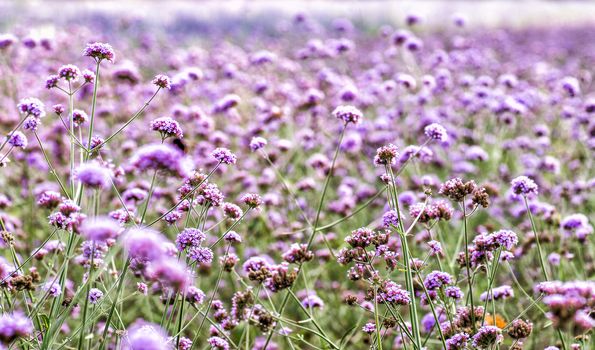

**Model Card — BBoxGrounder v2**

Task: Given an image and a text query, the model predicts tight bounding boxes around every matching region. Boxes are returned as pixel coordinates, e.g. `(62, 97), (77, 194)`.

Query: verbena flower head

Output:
(129, 144), (192, 178)
(175, 228), (205, 251)
(446, 332), (469, 350)
(152, 74), (171, 89)
(80, 216), (121, 242)
(122, 228), (169, 261)
(88, 288), (103, 304)
(222, 202), (243, 220)
(424, 271), (453, 290)
(75, 162), (111, 189)
(42, 281), (62, 297)
(8, 131), (27, 149)
(211, 147), (237, 165)
(382, 210), (400, 228)
(58, 64), (81, 81)
(17, 97), (45, 118)
(207, 336), (230, 350)
(0, 311), (34, 344)
(123, 321), (170, 350)
(332, 105), (363, 125)
(150, 117), (183, 139)
(424, 123), (448, 142)
(83, 42), (115, 62)
(241, 193), (262, 208)
(511, 175), (538, 198)
(45, 75), (59, 89)
(72, 109), (88, 127)
(249, 136), (267, 152)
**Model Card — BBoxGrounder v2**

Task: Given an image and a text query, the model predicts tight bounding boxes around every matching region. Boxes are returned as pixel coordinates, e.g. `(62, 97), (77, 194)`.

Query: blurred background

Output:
(2, 0), (595, 33)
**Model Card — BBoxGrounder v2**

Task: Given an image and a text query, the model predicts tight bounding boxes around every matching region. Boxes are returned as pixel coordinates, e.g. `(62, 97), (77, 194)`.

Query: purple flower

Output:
(80, 217), (121, 242)
(129, 144), (192, 178)
(480, 285), (514, 301)
(46, 75), (59, 89)
(445, 286), (464, 299)
(42, 281), (62, 297)
(7, 131), (27, 149)
(151, 258), (192, 291)
(75, 162), (111, 189)
(511, 175), (538, 198)
(186, 286), (205, 304)
(88, 288), (103, 304)
(175, 228), (205, 251)
(332, 105), (363, 125)
(378, 280), (411, 305)
(301, 294), (325, 309)
(446, 332), (469, 350)
(122, 228), (168, 261)
(249, 136), (267, 152)
(222, 202), (243, 220)
(58, 64), (81, 81)
(424, 271), (453, 290)
(123, 321), (170, 350)
(424, 123), (448, 142)
(361, 322), (376, 334)
(374, 144), (399, 166)
(0, 311), (34, 344)
(427, 240), (443, 256)
(188, 246), (213, 264)
(150, 117), (183, 139)
(208, 336), (229, 350)
(72, 109), (88, 127)
(152, 74), (171, 89)
(17, 97), (45, 118)
(382, 210), (400, 228)
(211, 147), (236, 165)
(83, 42), (115, 62)
(224, 231), (242, 243)
(241, 193), (262, 208)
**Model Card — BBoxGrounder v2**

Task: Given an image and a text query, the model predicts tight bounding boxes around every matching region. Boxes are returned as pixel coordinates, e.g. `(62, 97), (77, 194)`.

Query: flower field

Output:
(0, 5), (593, 350)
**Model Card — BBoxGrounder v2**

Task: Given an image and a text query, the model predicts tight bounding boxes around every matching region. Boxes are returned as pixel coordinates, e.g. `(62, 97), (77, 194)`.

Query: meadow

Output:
(0, 7), (593, 350)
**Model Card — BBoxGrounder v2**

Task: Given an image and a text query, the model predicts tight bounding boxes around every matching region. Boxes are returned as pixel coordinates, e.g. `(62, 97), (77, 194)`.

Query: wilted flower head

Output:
(471, 326), (503, 349)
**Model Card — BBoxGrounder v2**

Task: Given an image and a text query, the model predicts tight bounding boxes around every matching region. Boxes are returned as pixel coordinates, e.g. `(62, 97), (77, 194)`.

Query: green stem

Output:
(523, 196), (549, 281)
(85, 61), (101, 162)
(99, 259), (130, 350)
(462, 200), (476, 333)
